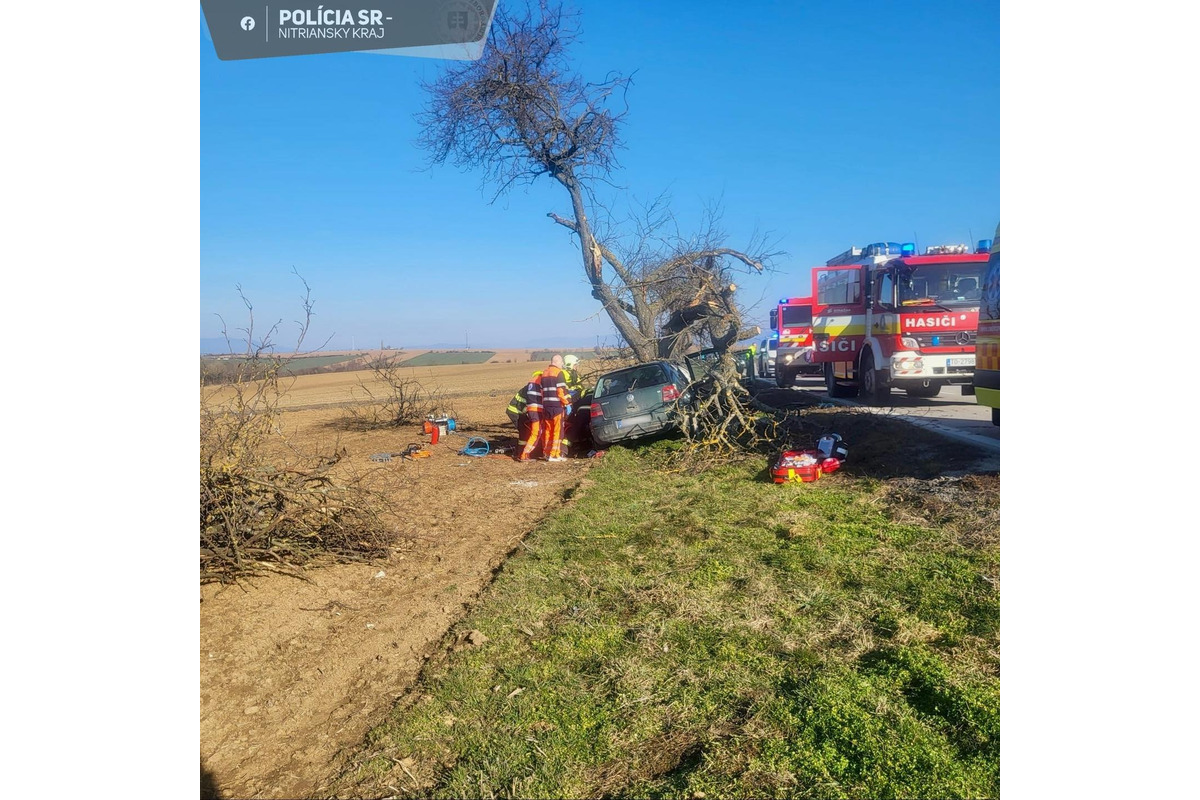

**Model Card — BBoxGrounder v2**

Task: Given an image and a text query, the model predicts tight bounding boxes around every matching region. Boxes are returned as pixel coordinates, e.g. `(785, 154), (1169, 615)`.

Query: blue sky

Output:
(14, 7), (1200, 794)
(201, 0), (998, 351)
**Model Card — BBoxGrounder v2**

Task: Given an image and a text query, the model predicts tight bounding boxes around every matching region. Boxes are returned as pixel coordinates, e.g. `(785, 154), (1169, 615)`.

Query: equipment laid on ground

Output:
(423, 415), (456, 443)
(772, 434), (847, 484)
(817, 433), (848, 461)
(370, 444), (430, 462)
(458, 437), (490, 457)
(772, 450), (825, 483)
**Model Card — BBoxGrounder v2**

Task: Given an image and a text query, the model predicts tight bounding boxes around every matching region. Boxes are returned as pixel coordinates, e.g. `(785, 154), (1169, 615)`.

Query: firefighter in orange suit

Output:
(516, 371), (544, 462)
(538, 355), (571, 461)
(508, 370), (542, 449)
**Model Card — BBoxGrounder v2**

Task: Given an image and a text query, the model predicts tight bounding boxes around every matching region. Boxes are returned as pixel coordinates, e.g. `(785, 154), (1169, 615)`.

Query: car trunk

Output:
(591, 363), (677, 443)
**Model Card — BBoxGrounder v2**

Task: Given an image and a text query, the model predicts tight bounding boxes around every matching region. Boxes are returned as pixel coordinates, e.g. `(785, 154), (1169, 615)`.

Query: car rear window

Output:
(594, 363), (670, 398)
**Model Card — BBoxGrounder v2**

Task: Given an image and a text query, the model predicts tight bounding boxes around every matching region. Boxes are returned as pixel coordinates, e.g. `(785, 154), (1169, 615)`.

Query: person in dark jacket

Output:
(538, 355), (571, 461)
(559, 355), (585, 453)
(562, 389), (594, 457)
(506, 370), (541, 428)
(515, 371), (544, 462)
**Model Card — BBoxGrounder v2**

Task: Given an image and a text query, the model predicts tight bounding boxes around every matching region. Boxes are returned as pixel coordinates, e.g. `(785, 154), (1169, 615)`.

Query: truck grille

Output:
(913, 330), (975, 348)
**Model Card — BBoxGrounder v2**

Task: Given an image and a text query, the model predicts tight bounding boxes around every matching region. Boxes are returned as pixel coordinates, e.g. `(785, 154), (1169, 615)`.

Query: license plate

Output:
(948, 357), (974, 367)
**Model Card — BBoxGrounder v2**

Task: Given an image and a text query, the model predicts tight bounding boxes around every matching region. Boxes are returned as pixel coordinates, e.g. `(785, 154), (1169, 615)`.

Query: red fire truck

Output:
(973, 224), (1000, 425)
(809, 241), (991, 403)
(768, 297), (821, 388)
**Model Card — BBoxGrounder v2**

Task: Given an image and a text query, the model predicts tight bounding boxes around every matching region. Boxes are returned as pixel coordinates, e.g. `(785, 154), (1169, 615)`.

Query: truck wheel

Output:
(860, 351), (890, 404)
(906, 380), (942, 398)
(824, 362), (856, 398)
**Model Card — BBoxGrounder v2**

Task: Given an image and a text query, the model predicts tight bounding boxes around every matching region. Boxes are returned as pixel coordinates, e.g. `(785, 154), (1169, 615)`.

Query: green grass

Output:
(200, 354), (364, 371)
(397, 351), (497, 367)
(333, 444), (999, 799)
(200, 353), (365, 382)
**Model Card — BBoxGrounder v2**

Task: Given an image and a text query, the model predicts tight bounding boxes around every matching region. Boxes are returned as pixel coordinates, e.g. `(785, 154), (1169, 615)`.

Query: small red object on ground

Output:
(772, 450), (824, 483)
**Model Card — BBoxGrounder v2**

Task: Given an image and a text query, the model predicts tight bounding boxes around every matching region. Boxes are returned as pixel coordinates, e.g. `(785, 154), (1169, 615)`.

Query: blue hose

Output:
(459, 437), (490, 457)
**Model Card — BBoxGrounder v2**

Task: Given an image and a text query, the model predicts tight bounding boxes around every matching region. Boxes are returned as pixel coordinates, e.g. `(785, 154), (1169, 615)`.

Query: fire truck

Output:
(973, 224), (1000, 425)
(768, 296), (820, 388)
(809, 240), (992, 403)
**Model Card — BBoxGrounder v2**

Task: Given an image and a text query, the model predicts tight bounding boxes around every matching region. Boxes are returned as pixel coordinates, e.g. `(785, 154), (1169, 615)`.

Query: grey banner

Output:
(202, 0), (496, 60)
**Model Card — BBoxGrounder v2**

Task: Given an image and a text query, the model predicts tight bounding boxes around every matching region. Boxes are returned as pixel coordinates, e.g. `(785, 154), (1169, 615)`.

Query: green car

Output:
(589, 360), (694, 448)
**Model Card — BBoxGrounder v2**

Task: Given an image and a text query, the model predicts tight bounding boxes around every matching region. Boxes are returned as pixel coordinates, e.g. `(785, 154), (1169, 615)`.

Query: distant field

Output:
(529, 349), (588, 361)
(200, 353), (367, 382)
(279, 354), (366, 373)
(201, 354), (364, 370)
(397, 351), (496, 367)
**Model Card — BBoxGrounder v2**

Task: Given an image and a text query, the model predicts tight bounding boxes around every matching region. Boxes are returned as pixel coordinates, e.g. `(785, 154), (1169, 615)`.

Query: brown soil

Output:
(200, 362), (1000, 800)
(200, 359), (593, 800)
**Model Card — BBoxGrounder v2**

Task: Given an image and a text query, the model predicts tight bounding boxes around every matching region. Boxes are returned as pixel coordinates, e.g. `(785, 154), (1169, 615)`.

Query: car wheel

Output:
(860, 350), (890, 404)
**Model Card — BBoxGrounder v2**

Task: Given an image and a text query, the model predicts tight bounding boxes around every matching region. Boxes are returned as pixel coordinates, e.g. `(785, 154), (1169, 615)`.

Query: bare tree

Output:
(417, 0), (777, 362)
(340, 353), (459, 431)
(200, 277), (398, 584)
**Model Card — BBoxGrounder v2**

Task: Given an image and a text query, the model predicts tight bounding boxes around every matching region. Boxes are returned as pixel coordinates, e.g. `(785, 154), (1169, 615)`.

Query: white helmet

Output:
(563, 354), (580, 368)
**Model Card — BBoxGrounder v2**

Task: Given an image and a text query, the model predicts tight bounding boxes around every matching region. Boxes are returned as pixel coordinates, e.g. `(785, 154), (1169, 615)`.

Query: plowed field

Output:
(201, 356), (595, 800)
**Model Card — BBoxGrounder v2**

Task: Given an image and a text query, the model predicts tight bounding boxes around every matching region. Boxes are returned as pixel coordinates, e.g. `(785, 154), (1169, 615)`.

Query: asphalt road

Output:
(753, 374), (1000, 454)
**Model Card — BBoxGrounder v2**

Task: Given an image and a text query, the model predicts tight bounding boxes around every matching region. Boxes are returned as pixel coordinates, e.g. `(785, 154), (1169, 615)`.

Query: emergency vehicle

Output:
(973, 224), (1000, 425)
(809, 240), (991, 403)
(768, 297), (821, 388)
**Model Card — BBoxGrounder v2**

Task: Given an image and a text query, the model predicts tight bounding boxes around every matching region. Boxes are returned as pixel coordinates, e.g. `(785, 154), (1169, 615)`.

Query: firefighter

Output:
(559, 355), (584, 454)
(516, 371), (544, 462)
(562, 388), (594, 457)
(561, 354), (583, 399)
(508, 370), (542, 455)
(537, 355), (571, 461)
(506, 370), (542, 428)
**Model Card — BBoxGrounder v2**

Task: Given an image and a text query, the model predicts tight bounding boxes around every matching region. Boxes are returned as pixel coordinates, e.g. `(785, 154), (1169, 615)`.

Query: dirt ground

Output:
(200, 359), (1000, 800)
(201, 358), (596, 800)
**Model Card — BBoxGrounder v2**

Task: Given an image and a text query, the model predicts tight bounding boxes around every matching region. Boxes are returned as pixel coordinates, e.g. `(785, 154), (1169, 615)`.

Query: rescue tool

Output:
(369, 444), (431, 462)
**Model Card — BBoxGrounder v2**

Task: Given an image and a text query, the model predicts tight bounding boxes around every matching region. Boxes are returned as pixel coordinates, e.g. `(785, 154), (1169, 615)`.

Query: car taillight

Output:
(590, 403), (604, 418)
(662, 384), (679, 402)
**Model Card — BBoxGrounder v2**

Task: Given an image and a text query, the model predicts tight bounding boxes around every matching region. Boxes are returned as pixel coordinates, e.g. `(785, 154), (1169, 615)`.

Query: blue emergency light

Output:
(901, 242), (916, 256)
(864, 241), (907, 257)
(976, 239), (992, 253)
(932, 335), (941, 346)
